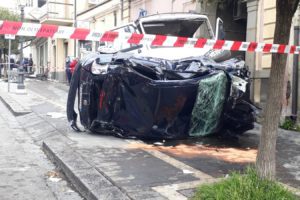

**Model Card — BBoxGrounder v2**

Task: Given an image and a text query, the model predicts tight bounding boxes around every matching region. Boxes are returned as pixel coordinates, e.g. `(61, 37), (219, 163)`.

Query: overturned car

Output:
(67, 50), (255, 139)
(67, 13), (255, 139)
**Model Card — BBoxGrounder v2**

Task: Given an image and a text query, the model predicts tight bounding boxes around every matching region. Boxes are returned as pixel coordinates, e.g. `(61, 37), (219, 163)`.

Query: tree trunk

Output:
(256, 0), (299, 180)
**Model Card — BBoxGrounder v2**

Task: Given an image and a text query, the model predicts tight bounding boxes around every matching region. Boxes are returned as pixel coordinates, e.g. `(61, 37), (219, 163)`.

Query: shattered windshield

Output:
(141, 19), (213, 39)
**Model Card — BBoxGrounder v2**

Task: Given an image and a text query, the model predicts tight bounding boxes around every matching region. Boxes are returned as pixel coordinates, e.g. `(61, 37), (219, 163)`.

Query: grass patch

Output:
(192, 168), (297, 200)
(280, 118), (300, 132)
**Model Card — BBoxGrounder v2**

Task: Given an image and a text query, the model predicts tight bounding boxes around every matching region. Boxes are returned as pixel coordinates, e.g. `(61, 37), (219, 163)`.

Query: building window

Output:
(26, 0), (33, 7)
(38, 0), (46, 8)
(64, 42), (68, 59)
(80, 40), (93, 51)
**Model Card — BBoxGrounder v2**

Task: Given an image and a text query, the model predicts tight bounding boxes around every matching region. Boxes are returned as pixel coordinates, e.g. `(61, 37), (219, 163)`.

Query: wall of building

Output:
(76, 0), (125, 53)
(32, 38), (47, 75)
(54, 39), (65, 82)
(30, 0), (75, 82)
(130, 0), (197, 21)
(247, 0), (299, 117)
(261, 0), (275, 69)
(0, 0), (19, 13)
(30, 44), (37, 72)
(47, 38), (74, 82)
(77, 0), (122, 31)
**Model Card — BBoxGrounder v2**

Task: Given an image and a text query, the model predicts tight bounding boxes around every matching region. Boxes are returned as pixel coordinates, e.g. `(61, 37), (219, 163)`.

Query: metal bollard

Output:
(17, 67), (25, 90)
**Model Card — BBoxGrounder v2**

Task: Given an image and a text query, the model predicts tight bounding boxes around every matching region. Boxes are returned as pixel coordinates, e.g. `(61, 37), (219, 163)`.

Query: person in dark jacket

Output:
(28, 57), (33, 73)
(0, 58), (3, 78)
(10, 58), (16, 69)
(65, 57), (71, 84)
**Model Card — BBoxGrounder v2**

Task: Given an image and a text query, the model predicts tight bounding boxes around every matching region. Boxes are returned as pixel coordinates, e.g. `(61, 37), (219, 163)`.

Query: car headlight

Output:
(231, 75), (247, 93)
(91, 61), (108, 75)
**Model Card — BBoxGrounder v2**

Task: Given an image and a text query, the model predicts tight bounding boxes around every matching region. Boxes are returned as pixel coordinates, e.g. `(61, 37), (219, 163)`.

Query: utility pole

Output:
(8, 38), (11, 92)
(5, 34), (15, 92)
(74, 0), (77, 57)
(20, 5), (24, 64)
(17, 4), (25, 90)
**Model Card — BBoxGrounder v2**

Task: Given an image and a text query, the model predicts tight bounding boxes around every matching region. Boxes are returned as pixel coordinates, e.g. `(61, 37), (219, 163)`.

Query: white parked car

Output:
(106, 13), (227, 60)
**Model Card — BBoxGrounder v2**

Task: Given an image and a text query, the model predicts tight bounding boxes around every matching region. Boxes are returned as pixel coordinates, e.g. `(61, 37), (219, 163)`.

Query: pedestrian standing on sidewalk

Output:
(28, 55), (33, 73)
(70, 57), (78, 75)
(65, 57), (71, 84)
(0, 63), (2, 78)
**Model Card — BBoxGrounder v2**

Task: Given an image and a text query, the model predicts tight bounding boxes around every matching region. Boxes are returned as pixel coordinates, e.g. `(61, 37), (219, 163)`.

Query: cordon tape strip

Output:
(0, 20), (299, 54)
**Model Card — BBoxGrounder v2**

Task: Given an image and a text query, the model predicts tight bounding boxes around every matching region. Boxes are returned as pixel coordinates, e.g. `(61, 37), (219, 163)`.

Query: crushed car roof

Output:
(136, 13), (209, 23)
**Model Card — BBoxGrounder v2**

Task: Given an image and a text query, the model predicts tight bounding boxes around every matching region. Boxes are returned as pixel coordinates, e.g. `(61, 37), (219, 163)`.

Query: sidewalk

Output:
(0, 81), (82, 200)
(0, 79), (299, 200)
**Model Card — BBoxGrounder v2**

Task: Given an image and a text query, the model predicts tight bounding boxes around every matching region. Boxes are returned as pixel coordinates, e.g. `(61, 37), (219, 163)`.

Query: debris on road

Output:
(46, 112), (65, 119)
(153, 142), (164, 146)
(46, 170), (62, 182)
(182, 169), (194, 174)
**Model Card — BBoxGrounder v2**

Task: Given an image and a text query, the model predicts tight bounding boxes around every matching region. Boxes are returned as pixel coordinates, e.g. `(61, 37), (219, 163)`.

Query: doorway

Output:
(216, 0), (247, 59)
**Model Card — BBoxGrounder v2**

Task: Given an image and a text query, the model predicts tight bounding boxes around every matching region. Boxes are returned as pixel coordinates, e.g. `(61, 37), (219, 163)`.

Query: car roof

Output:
(135, 13), (209, 23)
(111, 13), (209, 31)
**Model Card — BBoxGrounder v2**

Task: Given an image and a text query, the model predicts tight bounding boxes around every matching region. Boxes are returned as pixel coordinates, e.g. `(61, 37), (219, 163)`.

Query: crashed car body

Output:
(67, 13), (255, 139)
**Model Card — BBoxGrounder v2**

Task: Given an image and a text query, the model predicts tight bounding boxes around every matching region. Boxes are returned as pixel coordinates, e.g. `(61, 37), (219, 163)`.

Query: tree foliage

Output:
(0, 8), (20, 54)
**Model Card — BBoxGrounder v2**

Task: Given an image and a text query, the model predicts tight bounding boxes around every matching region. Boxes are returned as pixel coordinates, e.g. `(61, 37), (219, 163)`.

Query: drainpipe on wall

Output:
(171, 0), (175, 12)
(128, 0), (131, 21)
(292, 27), (299, 117)
(245, 0), (259, 103)
(196, 0), (202, 14)
(121, 0), (124, 23)
(20, 5), (24, 64)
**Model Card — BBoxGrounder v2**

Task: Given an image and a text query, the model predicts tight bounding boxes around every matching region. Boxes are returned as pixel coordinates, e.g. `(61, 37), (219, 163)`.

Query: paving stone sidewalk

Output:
(0, 87), (82, 200)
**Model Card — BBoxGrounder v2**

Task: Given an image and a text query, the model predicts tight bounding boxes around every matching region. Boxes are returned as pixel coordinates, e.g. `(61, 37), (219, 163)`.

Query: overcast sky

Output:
(0, 0), (18, 10)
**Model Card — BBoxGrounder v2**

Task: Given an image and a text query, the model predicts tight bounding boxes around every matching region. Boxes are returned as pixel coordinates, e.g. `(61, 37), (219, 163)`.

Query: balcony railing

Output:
(39, 1), (74, 25)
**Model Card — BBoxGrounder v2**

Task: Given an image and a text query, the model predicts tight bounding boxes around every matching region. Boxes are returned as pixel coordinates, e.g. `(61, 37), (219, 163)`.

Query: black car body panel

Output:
(67, 52), (255, 139)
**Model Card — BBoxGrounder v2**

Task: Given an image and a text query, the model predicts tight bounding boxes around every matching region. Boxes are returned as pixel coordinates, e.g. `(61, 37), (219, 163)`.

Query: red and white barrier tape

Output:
(1, 20), (299, 54)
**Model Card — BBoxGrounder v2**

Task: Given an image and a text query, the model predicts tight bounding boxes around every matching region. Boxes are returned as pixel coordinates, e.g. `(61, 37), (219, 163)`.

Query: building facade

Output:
(246, 0), (300, 117)
(31, 0), (75, 81)
(76, 0), (131, 55)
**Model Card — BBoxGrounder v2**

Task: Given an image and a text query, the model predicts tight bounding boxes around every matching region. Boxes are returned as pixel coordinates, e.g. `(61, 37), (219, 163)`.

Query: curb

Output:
(0, 92), (31, 116)
(42, 137), (131, 200)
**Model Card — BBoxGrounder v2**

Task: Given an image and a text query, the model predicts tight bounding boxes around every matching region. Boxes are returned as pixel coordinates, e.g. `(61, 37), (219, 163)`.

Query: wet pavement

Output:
(0, 79), (299, 199)
(133, 127), (300, 188)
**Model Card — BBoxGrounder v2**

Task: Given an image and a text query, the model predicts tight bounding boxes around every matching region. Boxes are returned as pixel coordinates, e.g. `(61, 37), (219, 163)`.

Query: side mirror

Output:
(215, 18), (225, 40)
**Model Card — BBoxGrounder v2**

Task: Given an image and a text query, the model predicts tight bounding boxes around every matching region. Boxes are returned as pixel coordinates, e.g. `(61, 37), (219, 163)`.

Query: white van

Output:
(106, 13), (225, 60)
